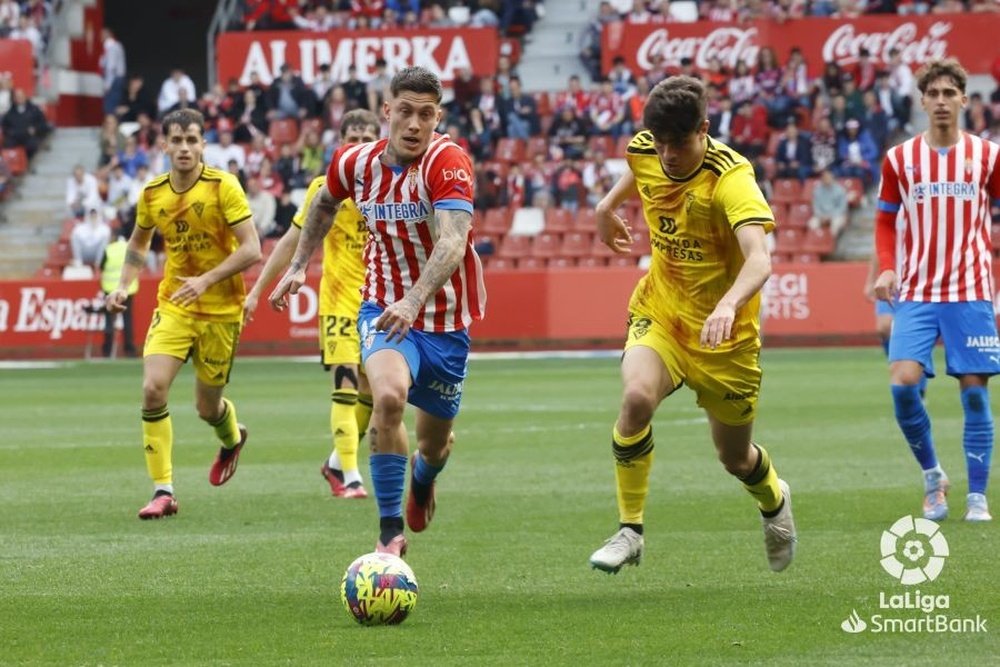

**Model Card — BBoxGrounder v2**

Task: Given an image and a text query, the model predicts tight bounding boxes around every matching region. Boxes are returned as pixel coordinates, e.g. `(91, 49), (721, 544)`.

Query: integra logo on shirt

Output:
(911, 182), (978, 202)
(358, 200), (431, 222)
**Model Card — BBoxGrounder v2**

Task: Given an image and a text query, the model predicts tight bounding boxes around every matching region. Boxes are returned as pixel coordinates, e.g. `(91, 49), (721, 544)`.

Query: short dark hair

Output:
(643, 75), (706, 144)
(390, 66), (443, 103)
(340, 109), (380, 138)
(161, 108), (205, 137)
(916, 58), (967, 94)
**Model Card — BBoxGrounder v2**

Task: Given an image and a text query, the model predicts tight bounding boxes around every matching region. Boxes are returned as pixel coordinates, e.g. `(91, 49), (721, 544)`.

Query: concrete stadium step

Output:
(517, 0), (592, 91)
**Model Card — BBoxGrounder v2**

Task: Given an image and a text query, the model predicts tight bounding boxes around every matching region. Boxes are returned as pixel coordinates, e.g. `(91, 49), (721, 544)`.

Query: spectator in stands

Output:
(116, 135), (149, 178)
(267, 64), (312, 121)
(157, 68), (196, 117)
(702, 56), (730, 91)
(450, 67), (480, 116)
(0, 72), (12, 116)
(505, 162), (526, 208)
(810, 115), (838, 175)
(98, 114), (125, 168)
(164, 85), (197, 116)
(197, 84), (230, 142)
(578, 8), (605, 84)
(0, 153), (9, 197)
(847, 48), (878, 92)
(861, 90), (891, 152)
(553, 157), (585, 212)
(66, 165), (100, 219)
(341, 65), (369, 110)
(246, 177), (277, 239)
(886, 49), (914, 128)
(474, 161), (503, 210)
(817, 60), (845, 101)
(100, 27), (126, 116)
(873, 72), (903, 135)
(627, 75), (651, 131)
(132, 111), (159, 151)
(71, 202), (111, 267)
(311, 63), (335, 111)
(589, 78), (628, 138)
(729, 101), (768, 158)
(0, 0), (19, 35)
(555, 74), (591, 117)
(116, 74), (156, 123)
(582, 148), (613, 197)
(500, 0), (539, 35)
(323, 85), (349, 131)
(273, 189), (296, 238)
(473, 75), (503, 137)
(708, 95), (734, 145)
(500, 76), (539, 139)
(807, 168), (849, 238)
(257, 157), (284, 198)
(245, 0), (297, 30)
(297, 127), (324, 181)
(526, 152), (555, 208)
(966, 92), (994, 138)
(10, 14), (41, 58)
(235, 88), (269, 143)
(126, 164), (151, 210)
(366, 58), (392, 113)
(2, 88), (48, 157)
(842, 76), (865, 120)
(227, 158), (247, 191)
(105, 162), (133, 214)
(728, 61), (757, 108)
(836, 118), (878, 186)
(204, 130), (247, 171)
(99, 219), (139, 358)
(292, 2), (340, 30)
(826, 93), (851, 136)
(782, 47), (811, 108)
(274, 142), (303, 189)
(466, 107), (495, 161)
(244, 134), (269, 178)
(608, 56), (637, 98)
(494, 55), (516, 99)
(548, 104), (589, 160)
(775, 122), (813, 181)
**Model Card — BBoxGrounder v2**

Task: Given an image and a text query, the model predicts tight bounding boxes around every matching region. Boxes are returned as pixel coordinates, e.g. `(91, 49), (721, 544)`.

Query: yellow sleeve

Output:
(714, 162), (775, 234)
(220, 173), (252, 226)
(292, 176), (325, 229)
(136, 187), (154, 229)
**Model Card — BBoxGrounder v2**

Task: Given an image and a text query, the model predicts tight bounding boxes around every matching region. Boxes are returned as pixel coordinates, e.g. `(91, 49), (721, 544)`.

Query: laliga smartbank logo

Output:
(841, 516), (987, 635)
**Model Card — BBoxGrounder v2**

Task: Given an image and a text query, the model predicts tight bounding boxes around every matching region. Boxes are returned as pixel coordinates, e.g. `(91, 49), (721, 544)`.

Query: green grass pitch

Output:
(2, 349), (998, 665)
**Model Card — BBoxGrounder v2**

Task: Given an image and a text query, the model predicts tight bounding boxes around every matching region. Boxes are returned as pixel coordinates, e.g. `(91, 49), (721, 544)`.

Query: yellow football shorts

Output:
(623, 312), (762, 426)
(319, 313), (362, 367)
(144, 308), (242, 386)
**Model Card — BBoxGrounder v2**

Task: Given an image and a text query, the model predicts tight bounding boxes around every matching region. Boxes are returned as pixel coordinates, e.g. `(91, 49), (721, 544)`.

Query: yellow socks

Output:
(208, 398), (241, 448)
(332, 388), (360, 474)
(356, 391), (373, 437)
(141, 406), (173, 485)
(613, 424), (655, 525)
(741, 443), (783, 513)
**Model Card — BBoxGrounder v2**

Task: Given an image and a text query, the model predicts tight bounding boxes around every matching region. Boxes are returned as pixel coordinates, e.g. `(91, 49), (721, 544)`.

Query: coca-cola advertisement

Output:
(216, 28), (499, 87)
(602, 14), (999, 79)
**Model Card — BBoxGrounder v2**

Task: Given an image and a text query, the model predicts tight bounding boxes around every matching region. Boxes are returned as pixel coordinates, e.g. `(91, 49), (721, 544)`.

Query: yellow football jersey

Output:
(136, 165), (252, 322)
(626, 131), (774, 346)
(293, 175), (367, 316)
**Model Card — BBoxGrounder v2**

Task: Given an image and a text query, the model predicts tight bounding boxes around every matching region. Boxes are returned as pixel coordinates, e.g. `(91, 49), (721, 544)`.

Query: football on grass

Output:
(340, 552), (419, 625)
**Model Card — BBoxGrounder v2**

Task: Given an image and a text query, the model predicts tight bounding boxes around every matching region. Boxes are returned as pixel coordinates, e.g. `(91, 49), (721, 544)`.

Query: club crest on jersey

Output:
(408, 167), (420, 192)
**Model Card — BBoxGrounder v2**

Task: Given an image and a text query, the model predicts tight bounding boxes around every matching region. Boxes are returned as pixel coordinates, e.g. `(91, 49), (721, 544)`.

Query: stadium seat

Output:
(765, 131), (782, 157)
(771, 178), (802, 205)
(62, 264), (94, 280)
(991, 224), (1000, 250)
(800, 178), (818, 204)
(631, 229), (652, 256)
(517, 256), (545, 270)
(801, 228), (836, 256)
(758, 156), (776, 181)
(588, 135), (615, 157)
(497, 234), (532, 259)
(509, 207), (544, 236)
(531, 232), (562, 259)
(590, 236), (617, 258)
(771, 251), (793, 264)
(481, 207), (513, 235)
(548, 256), (577, 269)
(544, 207), (573, 233)
(559, 231), (592, 259)
(1, 146), (27, 176)
(785, 203), (812, 230)
(535, 92), (552, 118)
(842, 178), (865, 207)
(578, 256), (608, 268)
(572, 207), (597, 232)
(613, 134), (631, 158)
(485, 256), (514, 271)
(268, 118), (299, 147)
(609, 255), (639, 268)
(794, 252), (821, 263)
(47, 241), (72, 265)
(481, 160), (509, 180)
(525, 136), (550, 160)
(775, 228), (804, 254)
(495, 138), (525, 164)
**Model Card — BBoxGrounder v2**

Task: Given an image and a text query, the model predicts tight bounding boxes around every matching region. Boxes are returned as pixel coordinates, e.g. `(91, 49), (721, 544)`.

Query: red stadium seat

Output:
(800, 178), (818, 205)
(765, 131), (782, 157)
(801, 228), (836, 256)
(559, 231), (592, 259)
(758, 156), (776, 181)
(578, 256), (608, 268)
(613, 134), (631, 158)
(535, 92), (552, 118)
(495, 138), (525, 164)
(525, 136), (549, 160)
(785, 203), (813, 230)
(771, 251), (793, 264)
(485, 256), (514, 271)
(517, 256), (545, 270)
(497, 234), (532, 259)
(841, 178), (865, 207)
(775, 228), (804, 254)
(609, 255), (639, 268)
(531, 232), (562, 259)
(794, 252), (821, 263)
(572, 207), (597, 232)
(481, 207), (512, 235)
(771, 178), (802, 205)
(544, 207), (573, 233)
(548, 256), (577, 269)
(631, 228), (651, 256)
(590, 236), (617, 258)
(268, 118), (299, 147)
(1, 146), (27, 176)
(588, 135), (615, 157)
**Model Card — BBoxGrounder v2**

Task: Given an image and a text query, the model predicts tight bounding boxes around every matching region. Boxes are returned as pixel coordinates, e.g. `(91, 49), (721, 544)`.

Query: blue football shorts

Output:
(875, 299), (894, 317)
(889, 300), (1000, 377)
(358, 302), (470, 420)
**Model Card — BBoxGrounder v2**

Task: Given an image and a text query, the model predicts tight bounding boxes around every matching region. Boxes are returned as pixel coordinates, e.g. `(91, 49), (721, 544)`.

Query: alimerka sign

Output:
(602, 14), (998, 78)
(216, 28), (499, 87)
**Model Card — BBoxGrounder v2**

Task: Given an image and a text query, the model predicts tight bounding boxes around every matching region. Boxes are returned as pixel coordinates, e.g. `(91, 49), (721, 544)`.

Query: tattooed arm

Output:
(105, 225), (153, 314)
(376, 208), (472, 342)
(269, 184), (343, 310)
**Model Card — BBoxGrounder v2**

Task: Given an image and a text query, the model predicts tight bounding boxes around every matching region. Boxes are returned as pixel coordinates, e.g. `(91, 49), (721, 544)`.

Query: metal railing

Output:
(206, 0), (242, 90)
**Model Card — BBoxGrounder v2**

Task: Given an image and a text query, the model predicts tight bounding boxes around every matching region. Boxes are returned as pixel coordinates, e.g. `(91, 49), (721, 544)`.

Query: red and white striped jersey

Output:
(878, 132), (1000, 302)
(326, 134), (486, 332)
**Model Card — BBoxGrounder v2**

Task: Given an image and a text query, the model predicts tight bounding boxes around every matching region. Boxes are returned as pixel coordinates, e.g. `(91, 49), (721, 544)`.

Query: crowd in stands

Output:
(21, 0), (1000, 278)
(233, 0), (542, 36)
